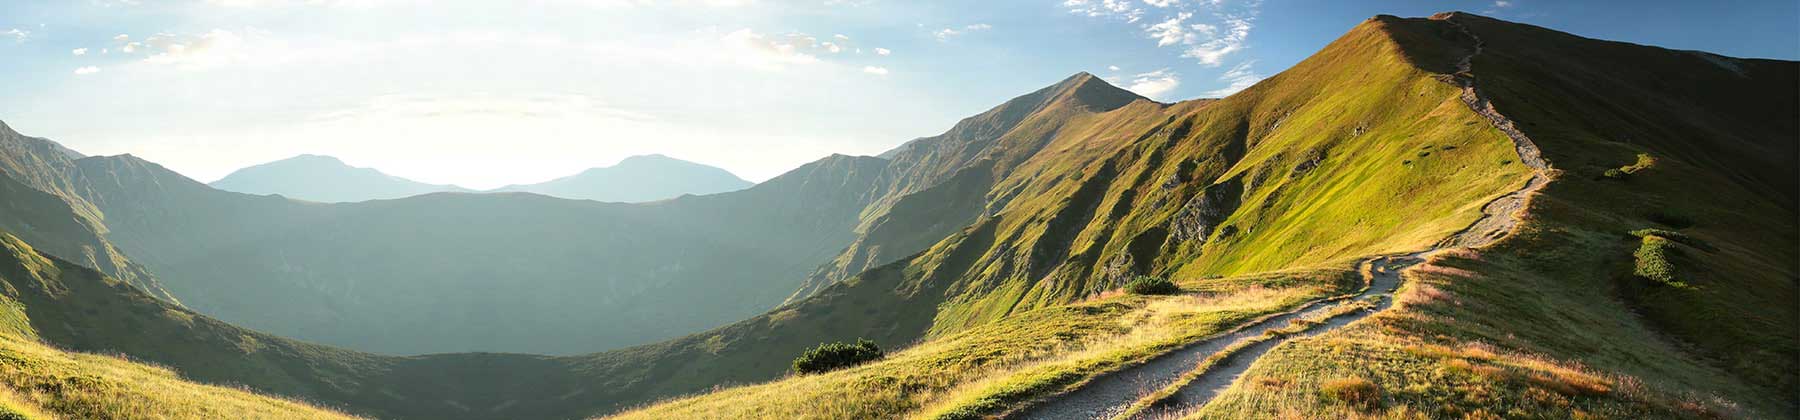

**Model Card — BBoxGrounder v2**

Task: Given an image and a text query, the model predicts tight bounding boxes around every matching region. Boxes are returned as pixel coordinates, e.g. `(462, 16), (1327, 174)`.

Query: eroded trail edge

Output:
(1010, 12), (1554, 420)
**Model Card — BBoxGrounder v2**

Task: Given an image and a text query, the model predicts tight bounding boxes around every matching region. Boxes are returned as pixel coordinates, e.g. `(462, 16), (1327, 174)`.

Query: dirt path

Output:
(1008, 13), (1553, 420)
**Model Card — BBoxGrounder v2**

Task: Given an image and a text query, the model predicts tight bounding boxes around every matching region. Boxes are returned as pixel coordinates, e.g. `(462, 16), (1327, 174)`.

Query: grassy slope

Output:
(0, 11), (1780, 420)
(1197, 13), (1796, 418)
(612, 268), (1357, 419)
(611, 12), (1539, 418)
(920, 7), (1528, 337)
(0, 124), (174, 303)
(0, 233), (357, 419)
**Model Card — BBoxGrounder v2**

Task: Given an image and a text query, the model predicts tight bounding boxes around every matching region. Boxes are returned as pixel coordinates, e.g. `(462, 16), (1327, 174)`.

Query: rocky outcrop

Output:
(1167, 176), (1244, 245)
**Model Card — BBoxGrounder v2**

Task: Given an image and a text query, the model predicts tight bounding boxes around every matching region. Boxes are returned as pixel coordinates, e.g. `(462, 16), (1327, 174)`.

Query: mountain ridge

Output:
(0, 11), (1787, 420)
(211, 152), (755, 203)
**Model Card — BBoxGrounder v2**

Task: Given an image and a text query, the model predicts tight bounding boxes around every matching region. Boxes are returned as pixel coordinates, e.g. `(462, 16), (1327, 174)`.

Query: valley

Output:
(0, 9), (1789, 420)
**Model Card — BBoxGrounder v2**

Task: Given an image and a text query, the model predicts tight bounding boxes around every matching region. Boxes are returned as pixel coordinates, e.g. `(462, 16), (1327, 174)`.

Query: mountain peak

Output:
(290, 153), (346, 162)
(1047, 71), (1144, 111)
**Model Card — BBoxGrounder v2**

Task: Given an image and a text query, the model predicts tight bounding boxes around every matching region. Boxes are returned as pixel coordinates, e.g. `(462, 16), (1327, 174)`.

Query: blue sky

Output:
(1, 0), (1794, 188)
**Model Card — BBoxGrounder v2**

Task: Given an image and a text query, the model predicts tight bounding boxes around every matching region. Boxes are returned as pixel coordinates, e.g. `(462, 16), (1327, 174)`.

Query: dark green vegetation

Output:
(791, 339), (883, 374)
(1124, 275), (1180, 295)
(0, 11), (1787, 420)
(1633, 234), (1688, 288)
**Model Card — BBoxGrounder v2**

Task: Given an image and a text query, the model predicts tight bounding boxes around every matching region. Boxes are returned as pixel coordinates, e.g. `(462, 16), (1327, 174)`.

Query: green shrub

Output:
(792, 338), (883, 374)
(1602, 153), (1655, 180)
(1124, 276), (1180, 295)
(1633, 236), (1690, 289)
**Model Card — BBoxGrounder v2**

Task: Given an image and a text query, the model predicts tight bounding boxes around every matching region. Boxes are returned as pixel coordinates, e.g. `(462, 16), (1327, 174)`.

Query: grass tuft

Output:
(1320, 377), (1383, 410)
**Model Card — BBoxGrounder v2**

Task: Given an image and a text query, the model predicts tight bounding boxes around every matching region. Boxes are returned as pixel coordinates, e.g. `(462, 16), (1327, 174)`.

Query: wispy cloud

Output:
(73, 66), (101, 75)
(1182, 12), (1254, 67)
(1062, 0), (1145, 22)
(1204, 60), (1262, 96)
(862, 66), (889, 75)
(3, 28), (28, 43)
(934, 23), (992, 41)
(1125, 69), (1180, 100)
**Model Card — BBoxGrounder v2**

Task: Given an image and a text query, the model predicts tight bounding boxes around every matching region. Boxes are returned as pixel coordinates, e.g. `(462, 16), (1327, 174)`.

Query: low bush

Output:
(792, 338), (883, 374)
(1601, 153), (1656, 180)
(1633, 236), (1690, 289)
(1124, 276), (1180, 295)
(1320, 377), (1382, 410)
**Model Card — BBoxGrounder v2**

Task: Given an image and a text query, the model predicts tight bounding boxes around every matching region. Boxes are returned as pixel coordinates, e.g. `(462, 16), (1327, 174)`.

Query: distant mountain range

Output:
(493, 154), (753, 202)
(0, 11), (1790, 420)
(209, 153), (753, 203)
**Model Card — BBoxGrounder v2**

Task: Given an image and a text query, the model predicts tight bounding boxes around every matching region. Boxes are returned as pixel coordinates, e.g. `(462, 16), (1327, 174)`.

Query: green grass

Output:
(0, 234), (357, 419)
(611, 268), (1355, 420)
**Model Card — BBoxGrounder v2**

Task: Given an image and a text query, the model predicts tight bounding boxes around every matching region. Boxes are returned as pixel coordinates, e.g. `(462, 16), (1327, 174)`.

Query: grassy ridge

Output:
(1196, 13), (1796, 418)
(0, 233), (357, 419)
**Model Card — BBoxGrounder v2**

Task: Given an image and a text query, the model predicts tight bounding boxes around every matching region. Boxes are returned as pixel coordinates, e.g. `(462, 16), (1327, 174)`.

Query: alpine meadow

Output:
(0, 2), (1792, 420)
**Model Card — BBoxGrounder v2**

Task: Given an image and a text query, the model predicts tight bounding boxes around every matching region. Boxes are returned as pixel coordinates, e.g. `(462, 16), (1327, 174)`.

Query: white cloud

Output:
(73, 66), (101, 75)
(874, 47), (890, 55)
(1075, 0), (1260, 67)
(137, 29), (254, 69)
(1204, 60), (1262, 96)
(1107, 65), (1120, 71)
(1493, 0), (1513, 7)
(721, 28), (848, 70)
(862, 66), (889, 75)
(113, 34), (130, 41)
(934, 23), (992, 41)
(1063, 0), (1144, 22)
(1147, 12), (1195, 47)
(3, 29), (28, 43)
(72, 48), (89, 56)
(1182, 14), (1253, 66)
(1126, 69), (1180, 99)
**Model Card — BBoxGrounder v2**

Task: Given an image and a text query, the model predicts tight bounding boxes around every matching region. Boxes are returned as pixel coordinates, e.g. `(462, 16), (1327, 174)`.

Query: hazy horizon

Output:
(1, 0), (1792, 188)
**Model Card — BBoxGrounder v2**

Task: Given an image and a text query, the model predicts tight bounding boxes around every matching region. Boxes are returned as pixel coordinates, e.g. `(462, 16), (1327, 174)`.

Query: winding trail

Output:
(1009, 13), (1553, 420)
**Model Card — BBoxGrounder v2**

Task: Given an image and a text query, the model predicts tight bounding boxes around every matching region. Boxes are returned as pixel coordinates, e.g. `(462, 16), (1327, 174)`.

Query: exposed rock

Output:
(1168, 176), (1244, 245)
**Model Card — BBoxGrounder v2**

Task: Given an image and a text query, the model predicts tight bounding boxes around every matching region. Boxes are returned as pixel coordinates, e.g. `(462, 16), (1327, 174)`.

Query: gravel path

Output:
(1009, 13), (1554, 420)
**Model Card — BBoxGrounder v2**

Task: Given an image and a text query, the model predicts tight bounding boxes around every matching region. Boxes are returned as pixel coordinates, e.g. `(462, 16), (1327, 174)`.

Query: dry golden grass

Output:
(609, 269), (1353, 420)
(0, 335), (358, 420)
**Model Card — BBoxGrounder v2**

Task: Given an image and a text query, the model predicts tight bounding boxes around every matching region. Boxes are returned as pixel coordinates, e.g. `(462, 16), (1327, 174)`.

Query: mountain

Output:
(0, 11), (1789, 420)
(91, 152), (885, 355)
(211, 153), (754, 204)
(0, 232), (359, 419)
(609, 12), (1797, 419)
(0, 122), (176, 303)
(495, 154), (752, 202)
(209, 154), (470, 202)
